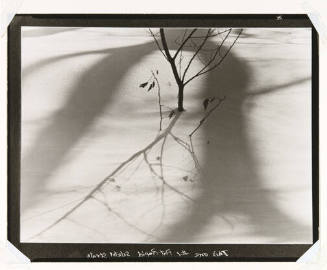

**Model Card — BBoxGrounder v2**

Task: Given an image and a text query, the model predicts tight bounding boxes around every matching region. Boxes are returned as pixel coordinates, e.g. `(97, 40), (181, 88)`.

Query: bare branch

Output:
(178, 30), (187, 77)
(184, 28), (232, 85)
(159, 28), (173, 60)
(187, 28), (232, 39)
(159, 28), (183, 87)
(149, 29), (168, 60)
(189, 96), (226, 137)
(182, 29), (212, 83)
(172, 28), (198, 60)
(185, 29), (243, 85)
(196, 29), (243, 77)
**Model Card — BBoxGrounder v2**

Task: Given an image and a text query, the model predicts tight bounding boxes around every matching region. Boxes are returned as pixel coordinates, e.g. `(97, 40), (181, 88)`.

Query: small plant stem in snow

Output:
(151, 70), (163, 131)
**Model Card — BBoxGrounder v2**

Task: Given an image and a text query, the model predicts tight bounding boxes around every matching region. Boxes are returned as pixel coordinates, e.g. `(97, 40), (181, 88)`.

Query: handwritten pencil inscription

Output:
(86, 249), (229, 259)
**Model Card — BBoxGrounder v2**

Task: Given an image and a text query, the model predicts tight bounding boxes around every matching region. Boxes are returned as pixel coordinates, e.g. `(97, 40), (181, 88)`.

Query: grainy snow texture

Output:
(20, 27), (312, 243)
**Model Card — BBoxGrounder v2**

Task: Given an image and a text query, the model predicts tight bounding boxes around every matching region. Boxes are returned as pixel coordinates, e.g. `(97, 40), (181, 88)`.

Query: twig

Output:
(151, 70), (162, 131)
(186, 28), (232, 39)
(189, 96), (226, 137)
(149, 29), (168, 60)
(196, 29), (243, 77)
(178, 30), (187, 77)
(185, 29), (242, 85)
(182, 29), (212, 83)
(172, 29), (198, 59)
(183, 28), (232, 85)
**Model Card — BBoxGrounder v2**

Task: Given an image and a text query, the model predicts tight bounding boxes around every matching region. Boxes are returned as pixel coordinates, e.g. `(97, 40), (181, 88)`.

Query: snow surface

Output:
(20, 27), (312, 243)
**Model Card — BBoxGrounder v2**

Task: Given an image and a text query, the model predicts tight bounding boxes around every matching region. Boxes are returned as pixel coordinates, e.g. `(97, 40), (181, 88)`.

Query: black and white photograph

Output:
(18, 24), (315, 246)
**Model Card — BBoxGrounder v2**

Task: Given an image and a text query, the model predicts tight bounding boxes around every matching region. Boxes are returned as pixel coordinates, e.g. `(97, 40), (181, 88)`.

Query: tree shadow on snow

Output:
(159, 39), (312, 243)
(21, 29), (311, 243)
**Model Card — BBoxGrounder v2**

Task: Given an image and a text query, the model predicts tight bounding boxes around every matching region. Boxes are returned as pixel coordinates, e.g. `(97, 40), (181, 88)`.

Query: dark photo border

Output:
(7, 14), (319, 262)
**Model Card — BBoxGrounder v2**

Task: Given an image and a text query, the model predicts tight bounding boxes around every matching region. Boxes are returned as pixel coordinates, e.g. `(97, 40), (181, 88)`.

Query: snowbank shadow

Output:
(21, 41), (157, 211)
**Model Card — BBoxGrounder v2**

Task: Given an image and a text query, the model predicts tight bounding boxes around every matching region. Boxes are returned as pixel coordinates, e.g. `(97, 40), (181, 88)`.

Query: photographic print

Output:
(7, 14), (318, 261)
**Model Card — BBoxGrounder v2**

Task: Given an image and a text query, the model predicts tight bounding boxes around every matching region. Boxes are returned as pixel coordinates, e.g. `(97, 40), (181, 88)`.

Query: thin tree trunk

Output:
(159, 28), (185, 111)
(178, 84), (185, 111)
